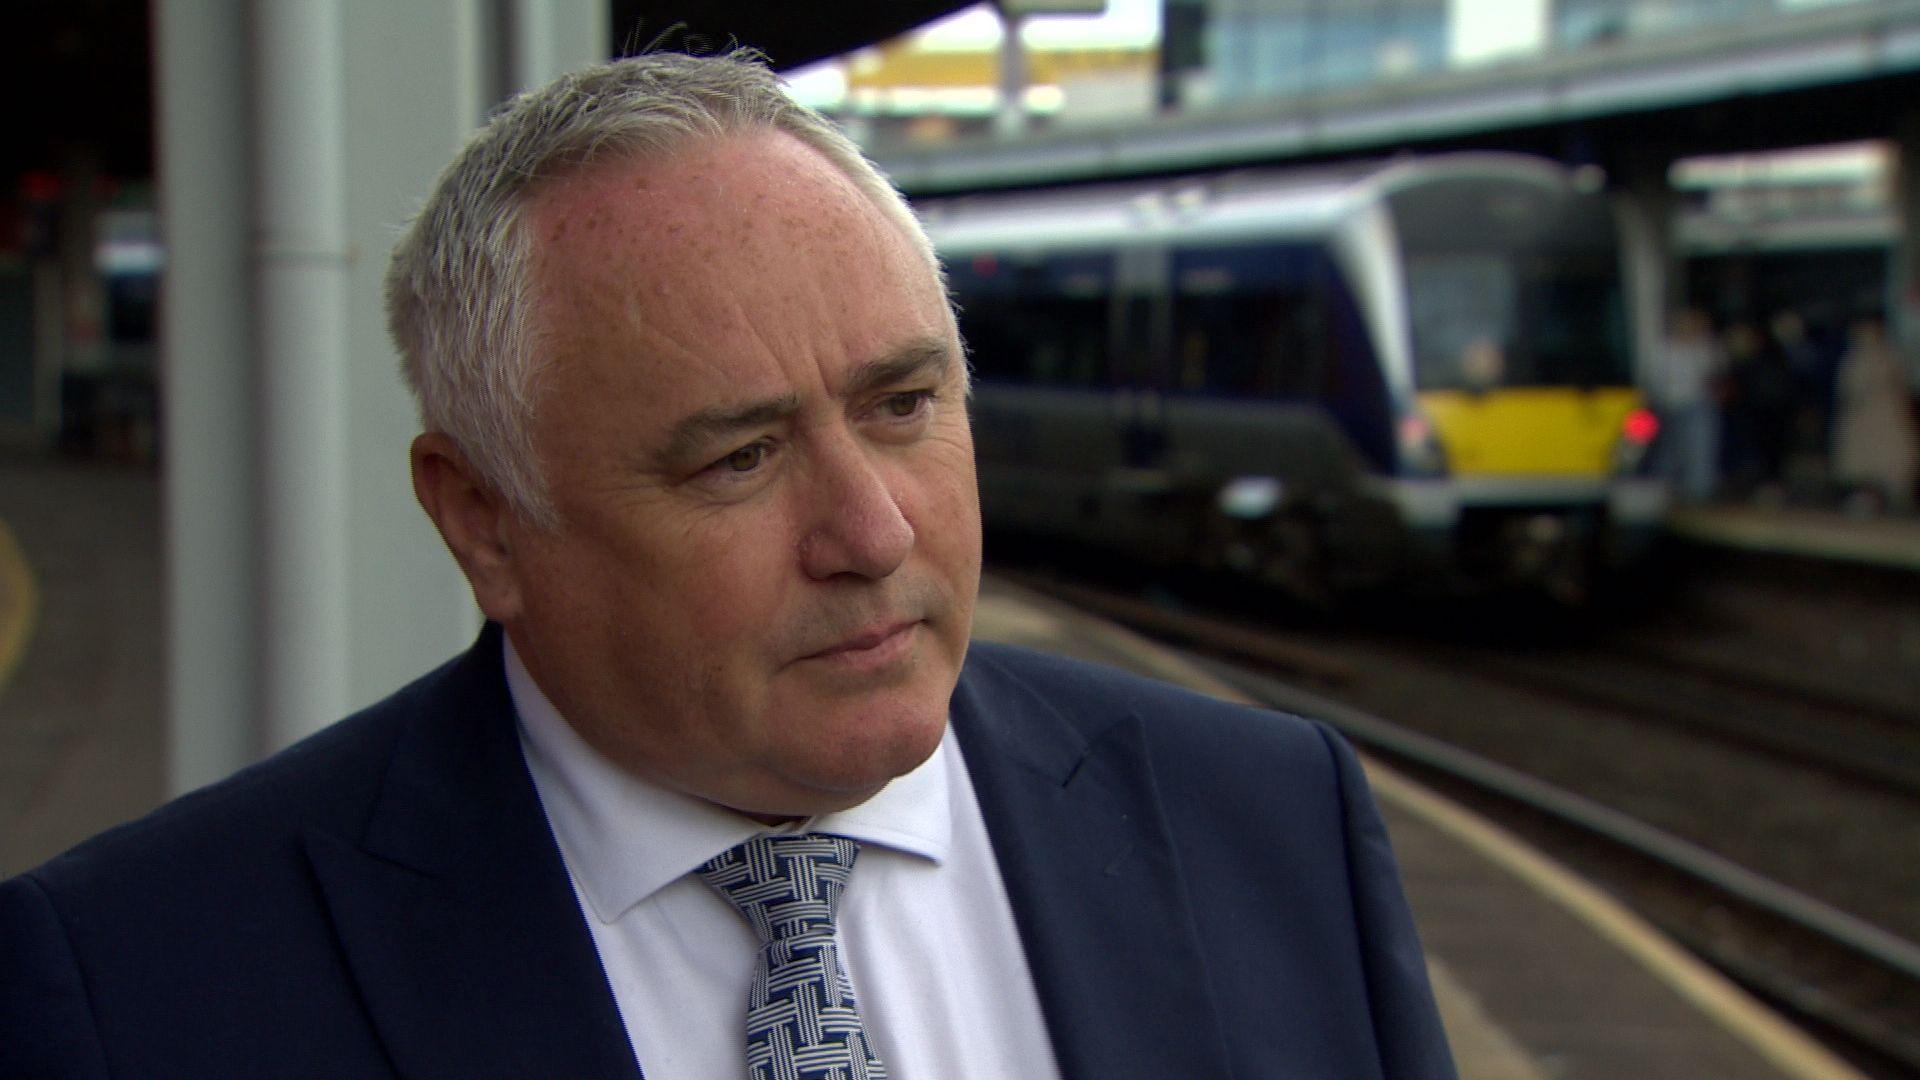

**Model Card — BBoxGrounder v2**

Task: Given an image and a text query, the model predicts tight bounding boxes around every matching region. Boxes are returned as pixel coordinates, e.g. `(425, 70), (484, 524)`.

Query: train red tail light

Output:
(1396, 413), (1448, 476)
(1622, 407), (1660, 445)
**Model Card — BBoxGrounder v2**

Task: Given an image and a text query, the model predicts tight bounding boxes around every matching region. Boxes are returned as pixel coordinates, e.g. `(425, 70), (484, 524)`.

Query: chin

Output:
(785, 696), (948, 806)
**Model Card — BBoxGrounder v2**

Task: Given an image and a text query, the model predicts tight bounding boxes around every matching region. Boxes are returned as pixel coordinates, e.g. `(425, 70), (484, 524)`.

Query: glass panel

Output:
(1406, 253), (1515, 390)
(949, 250), (1114, 386)
(1406, 252), (1631, 389)
(1169, 243), (1334, 399)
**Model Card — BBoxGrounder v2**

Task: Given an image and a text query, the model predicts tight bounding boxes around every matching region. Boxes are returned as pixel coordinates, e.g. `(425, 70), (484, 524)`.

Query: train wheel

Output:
(1259, 512), (1334, 608)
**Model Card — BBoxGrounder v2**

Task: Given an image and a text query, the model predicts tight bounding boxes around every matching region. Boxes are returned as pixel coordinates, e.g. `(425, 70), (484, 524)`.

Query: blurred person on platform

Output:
(1831, 313), (1918, 514)
(0, 51), (1453, 1079)
(1720, 320), (1795, 501)
(1770, 309), (1837, 480)
(1652, 308), (1724, 502)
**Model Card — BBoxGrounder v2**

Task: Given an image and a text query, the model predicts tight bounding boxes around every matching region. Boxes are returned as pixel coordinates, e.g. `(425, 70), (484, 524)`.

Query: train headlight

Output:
(1396, 413), (1449, 477)
(1218, 476), (1284, 520)
(1613, 406), (1661, 476)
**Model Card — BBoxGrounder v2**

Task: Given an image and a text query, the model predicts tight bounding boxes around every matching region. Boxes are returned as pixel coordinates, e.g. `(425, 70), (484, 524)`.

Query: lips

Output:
(805, 619), (920, 661)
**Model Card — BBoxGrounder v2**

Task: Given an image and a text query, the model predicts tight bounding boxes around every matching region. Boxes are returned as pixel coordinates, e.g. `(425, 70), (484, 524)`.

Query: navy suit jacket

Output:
(1, 627), (1454, 1078)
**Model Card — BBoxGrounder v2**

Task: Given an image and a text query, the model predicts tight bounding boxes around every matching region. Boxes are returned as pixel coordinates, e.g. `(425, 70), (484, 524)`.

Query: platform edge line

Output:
(1362, 763), (1868, 1080)
(0, 518), (39, 694)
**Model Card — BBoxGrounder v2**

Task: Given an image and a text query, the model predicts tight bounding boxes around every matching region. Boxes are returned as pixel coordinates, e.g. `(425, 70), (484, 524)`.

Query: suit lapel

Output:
(952, 645), (1233, 1080)
(305, 626), (639, 1079)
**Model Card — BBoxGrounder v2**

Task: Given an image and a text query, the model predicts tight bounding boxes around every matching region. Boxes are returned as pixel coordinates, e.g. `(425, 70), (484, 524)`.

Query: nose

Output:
(798, 435), (915, 582)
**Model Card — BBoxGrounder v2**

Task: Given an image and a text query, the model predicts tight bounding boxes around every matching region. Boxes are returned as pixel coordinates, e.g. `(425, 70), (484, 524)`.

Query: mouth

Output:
(801, 619), (922, 672)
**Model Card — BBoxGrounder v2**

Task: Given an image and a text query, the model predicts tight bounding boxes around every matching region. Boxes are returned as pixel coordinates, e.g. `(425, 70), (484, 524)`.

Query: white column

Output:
(329, 0), (605, 704)
(509, 0), (606, 94)
(160, 0), (609, 788)
(252, 0), (356, 751)
(1615, 156), (1677, 387)
(156, 0), (259, 792)
(997, 12), (1029, 138)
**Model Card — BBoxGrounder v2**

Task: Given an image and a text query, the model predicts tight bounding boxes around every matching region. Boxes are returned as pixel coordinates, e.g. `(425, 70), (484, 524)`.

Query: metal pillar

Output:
(253, 0), (357, 752)
(1892, 111), (1920, 391)
(156, 0), (258, 791)
(1614, 153), (1680, 386)
(157, 0), (608, 792)
(997, 12), (1029, 138)
(509, 0), (606, 95)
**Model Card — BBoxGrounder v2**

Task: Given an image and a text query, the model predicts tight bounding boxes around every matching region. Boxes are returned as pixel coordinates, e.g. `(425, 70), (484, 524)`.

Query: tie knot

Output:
(698, 834), (860, 945)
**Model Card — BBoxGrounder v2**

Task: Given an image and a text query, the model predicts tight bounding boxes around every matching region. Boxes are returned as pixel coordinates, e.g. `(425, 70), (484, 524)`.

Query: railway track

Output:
(998, 569), (1920, 1078)
(1417, 637), (1920, 800)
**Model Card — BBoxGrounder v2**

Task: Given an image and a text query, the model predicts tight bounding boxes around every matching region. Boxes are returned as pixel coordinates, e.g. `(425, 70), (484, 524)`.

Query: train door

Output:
(1104, 244), (1189, 553)
(946, 247), (1123, 539)
(1113, 243), (1171, 460)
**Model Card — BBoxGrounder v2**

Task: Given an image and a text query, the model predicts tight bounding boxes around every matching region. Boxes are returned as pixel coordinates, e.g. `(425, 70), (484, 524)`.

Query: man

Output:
(1, 53), (1453, 1078)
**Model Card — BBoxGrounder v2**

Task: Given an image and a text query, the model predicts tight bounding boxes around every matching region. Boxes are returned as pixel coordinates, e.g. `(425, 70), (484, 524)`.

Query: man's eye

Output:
(883, 390), (933, 418)
(719, 444), (766, 473)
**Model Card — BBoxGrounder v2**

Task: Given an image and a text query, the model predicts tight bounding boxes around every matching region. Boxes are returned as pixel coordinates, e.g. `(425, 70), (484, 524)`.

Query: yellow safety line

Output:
(994, 586), (1869, 1080)
(0, 518), (38, 694)
(1362, 765), (1868, 1080)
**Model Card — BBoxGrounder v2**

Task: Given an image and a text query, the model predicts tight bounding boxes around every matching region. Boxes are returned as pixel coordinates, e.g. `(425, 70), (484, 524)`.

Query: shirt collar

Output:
(505, 635), (953, 924)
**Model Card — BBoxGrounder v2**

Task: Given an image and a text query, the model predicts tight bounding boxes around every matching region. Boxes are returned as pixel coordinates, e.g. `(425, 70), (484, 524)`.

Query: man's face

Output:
(495, 132), (980, 819)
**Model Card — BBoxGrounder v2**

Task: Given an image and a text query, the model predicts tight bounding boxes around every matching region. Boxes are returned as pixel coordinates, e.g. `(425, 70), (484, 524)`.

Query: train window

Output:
(1169, 242), (1339, 401)
(1406, 254), (1514, 389)
(1517, 254), (1632, 386)
(1406, 251), (1631, 389)
(1391, 178), (1632, 389)
(947, 250), (1112, 388)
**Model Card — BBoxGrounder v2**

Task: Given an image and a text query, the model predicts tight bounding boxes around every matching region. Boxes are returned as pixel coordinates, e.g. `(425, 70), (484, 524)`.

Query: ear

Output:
(411, 432), (526, 623)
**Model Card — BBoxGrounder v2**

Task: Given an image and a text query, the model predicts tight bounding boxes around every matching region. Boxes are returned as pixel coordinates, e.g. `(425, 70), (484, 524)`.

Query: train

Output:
(919, 153), (1669, 603)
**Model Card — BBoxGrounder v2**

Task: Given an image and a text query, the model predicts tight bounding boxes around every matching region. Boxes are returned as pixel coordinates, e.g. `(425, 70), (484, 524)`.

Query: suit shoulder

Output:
(16, 641), (477, 896)
(962, 640), (1341, 764)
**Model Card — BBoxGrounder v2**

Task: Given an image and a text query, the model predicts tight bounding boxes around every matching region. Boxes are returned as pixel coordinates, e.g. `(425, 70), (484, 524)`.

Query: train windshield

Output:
(1391, 178), (1633, 391)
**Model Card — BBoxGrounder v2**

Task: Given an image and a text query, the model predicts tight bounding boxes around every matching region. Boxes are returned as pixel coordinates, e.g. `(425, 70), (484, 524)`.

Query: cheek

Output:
(650, 515), (801, 643)
(533, 512), (776, 655)
(906, 433), (982, 541)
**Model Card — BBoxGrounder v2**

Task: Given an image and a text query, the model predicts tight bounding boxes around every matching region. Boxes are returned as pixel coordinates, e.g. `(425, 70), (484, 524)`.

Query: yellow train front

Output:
(1377, 158), (1668, 601)
(1402, 382), (1664, 601)
(922, 153), (1669, 603)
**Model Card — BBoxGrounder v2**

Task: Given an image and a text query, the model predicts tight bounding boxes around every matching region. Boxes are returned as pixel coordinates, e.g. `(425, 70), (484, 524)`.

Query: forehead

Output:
(527, 133), (932, 313)
(521, 132), (948, 404)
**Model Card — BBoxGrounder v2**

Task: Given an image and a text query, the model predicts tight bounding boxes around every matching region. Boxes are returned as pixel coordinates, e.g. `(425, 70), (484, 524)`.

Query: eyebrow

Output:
(655, 338), (957, 465)
(658, 394), (801, 466)
(840, 338), (957, 400)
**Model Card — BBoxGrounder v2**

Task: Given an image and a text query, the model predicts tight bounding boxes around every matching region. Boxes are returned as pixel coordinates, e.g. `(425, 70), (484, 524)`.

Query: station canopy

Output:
(610, 1), (978, 69)
(1, 1), (975, 181)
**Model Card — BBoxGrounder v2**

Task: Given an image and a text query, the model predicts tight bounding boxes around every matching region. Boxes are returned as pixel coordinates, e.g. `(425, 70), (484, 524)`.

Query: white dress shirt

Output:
(506, 639), (1063, 1080)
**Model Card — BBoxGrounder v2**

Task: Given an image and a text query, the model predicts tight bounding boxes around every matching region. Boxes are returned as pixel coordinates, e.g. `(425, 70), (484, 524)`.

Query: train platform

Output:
(0, 454), (1873, 1079)
(974, 578), (1863, 1080)
(1667, 501), (1920, 576)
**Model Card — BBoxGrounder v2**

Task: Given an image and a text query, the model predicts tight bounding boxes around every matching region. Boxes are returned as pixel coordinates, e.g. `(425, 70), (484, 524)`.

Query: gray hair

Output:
(385, 51), (939, 528)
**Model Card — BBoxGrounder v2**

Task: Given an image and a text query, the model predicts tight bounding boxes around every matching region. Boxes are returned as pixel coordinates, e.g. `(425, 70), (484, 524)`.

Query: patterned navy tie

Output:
(698, 834), (888, 1080)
